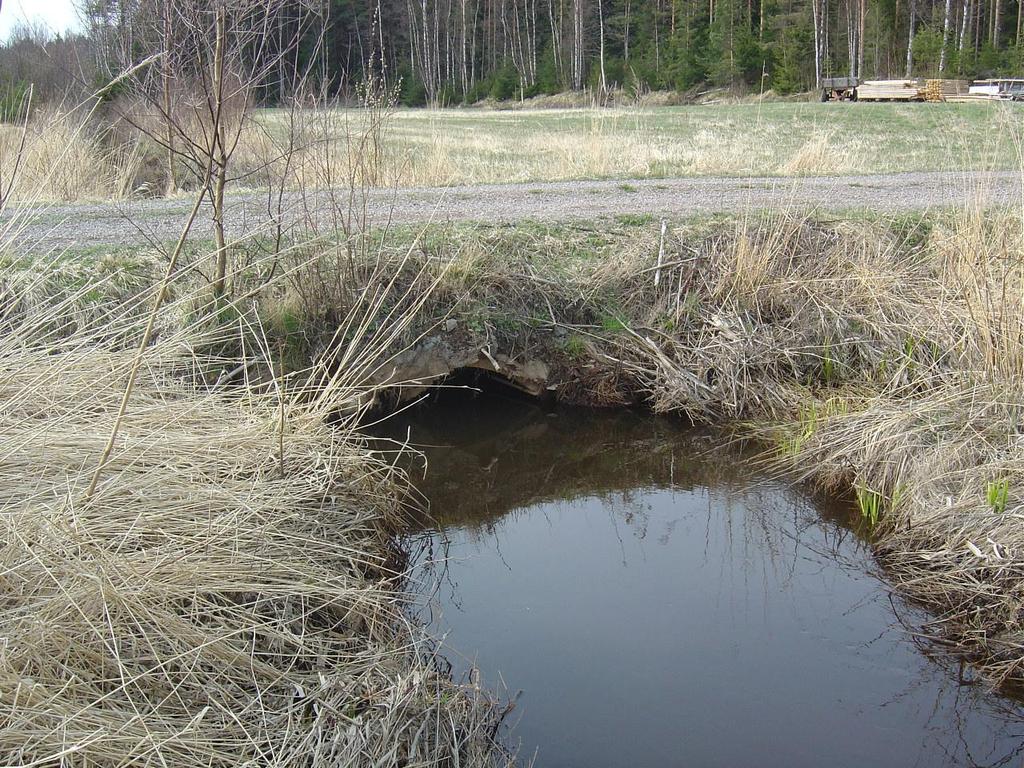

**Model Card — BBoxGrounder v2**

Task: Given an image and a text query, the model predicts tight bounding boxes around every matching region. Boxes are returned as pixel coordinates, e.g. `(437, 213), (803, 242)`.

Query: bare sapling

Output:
(106, 0), (324, 303)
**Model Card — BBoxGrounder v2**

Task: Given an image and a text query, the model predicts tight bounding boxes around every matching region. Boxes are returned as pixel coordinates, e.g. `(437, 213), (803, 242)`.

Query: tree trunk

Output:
(959, 0), (969, 54)
(823, 0), (830, 78)
(211, 8), (228, 302)
(905, 0), (916, 78)
(847, 0), (856, 77)
(460, 0), (468, 97)
(940, 0), (953, 70)
(812, 0), (822, 87)
(975, 0), (981, 54)
(624, 0), (632, 61)
(548, 0), (564, 86)
(572, 0), (584, 90)
(654, 0), (661, 69)
(161, 0), (177, 195)
(858, 0), (866, 77)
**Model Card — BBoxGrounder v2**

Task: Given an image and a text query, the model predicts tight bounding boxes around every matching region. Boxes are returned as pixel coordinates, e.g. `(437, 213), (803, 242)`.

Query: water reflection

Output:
(373, 384), (1024, 768)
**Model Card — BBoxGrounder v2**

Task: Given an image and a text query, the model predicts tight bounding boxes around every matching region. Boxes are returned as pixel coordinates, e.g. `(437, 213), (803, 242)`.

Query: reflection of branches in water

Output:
(399, 528), (529, 739)
(771, 482), (1024, 764)
(658, 515), (679, 546)
(377, 398), (1024, 765)
(885, 597), (1024, 768)
(681, 480), (1024, 767)
(768, 489), (1024, 768)
(890, 645), (1024, 767)
(590, 488), (654, 558)
(399, 532), (453, 627)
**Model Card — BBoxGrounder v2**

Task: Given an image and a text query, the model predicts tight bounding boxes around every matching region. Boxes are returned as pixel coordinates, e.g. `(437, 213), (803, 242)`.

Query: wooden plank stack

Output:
(858, 79), (925, 101)
(945, 91), (1001, 101)
(923, 79), (970, 101)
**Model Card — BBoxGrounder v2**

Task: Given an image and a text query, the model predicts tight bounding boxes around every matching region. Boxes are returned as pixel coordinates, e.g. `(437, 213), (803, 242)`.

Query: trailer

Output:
(967, 79), (1024, 100)
(816, 76), (1019, 104)
(820, 77), (859, 101)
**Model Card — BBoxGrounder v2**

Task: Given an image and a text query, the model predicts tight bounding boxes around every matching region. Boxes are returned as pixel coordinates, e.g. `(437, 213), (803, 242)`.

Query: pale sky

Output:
(0, 0), (82, 41)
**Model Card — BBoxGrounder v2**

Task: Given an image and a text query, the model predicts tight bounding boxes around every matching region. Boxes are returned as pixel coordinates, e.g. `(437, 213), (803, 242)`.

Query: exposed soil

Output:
(7, 170), (1020, 252)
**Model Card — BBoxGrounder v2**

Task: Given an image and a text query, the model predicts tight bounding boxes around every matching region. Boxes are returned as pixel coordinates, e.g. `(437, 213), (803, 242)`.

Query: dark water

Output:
(373, 383), (1024, 768)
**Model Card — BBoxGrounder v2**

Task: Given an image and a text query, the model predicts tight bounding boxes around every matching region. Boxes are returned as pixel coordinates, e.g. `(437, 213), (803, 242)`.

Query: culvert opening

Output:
(367, 386), (1024, 768)
(417, 366), (553, 406)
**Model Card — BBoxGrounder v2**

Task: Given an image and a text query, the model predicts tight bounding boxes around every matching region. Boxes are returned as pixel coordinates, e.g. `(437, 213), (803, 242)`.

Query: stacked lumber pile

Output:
(923, 79), (970, 101)
(858, 79), (925, 101)
(947, 92), (1002, 102)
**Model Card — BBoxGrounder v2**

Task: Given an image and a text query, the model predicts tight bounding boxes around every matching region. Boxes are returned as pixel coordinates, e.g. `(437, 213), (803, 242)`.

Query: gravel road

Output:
(7, 171), (1021, 252)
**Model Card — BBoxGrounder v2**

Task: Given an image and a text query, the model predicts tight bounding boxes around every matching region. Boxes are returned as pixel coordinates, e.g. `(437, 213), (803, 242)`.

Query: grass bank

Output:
(248, 210), (1024, 691)
(0, 258), (512, 765)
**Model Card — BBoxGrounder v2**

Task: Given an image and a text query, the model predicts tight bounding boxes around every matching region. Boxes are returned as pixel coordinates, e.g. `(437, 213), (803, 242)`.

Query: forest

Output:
(20, 0), (1011, 107)
(322, 0), (1024, 102)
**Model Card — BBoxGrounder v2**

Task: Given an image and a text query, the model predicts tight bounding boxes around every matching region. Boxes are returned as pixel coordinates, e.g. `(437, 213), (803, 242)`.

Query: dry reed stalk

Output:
(85, 164), (213, 498)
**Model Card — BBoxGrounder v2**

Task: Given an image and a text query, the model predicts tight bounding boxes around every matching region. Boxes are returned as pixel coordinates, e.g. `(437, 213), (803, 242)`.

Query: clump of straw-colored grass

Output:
(0, 246), (510, 766)
(0, 108), (144, 202)
(780, 131), (868, 175)
(591, 206), (1024, 686)
(789, 380), (1024, 684)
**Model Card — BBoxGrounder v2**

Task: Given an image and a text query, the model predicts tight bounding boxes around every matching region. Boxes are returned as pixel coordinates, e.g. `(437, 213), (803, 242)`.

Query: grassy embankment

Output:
(262, 209), (1024, 691)
(18, 201), (1024, 701)
(0, 238), (514, 765)
(1, 101), (1019, 202)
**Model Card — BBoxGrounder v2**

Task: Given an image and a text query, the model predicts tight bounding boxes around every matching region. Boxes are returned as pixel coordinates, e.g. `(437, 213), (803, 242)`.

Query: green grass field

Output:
(257, 101), (1019, 188)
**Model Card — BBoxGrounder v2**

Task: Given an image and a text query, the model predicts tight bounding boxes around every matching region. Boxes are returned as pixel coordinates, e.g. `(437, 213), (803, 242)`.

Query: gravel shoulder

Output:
(6, 171), (1021, 252)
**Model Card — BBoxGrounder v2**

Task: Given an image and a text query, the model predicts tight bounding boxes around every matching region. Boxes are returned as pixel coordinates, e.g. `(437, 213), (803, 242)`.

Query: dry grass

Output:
(0, 100), (1014, 202)
(780, 132), (868, 175)
(243, 110), (876, 187)
(0, 242), (511, 766)
(0, 109), (145, 202)
(244, 102), (1009, 190)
